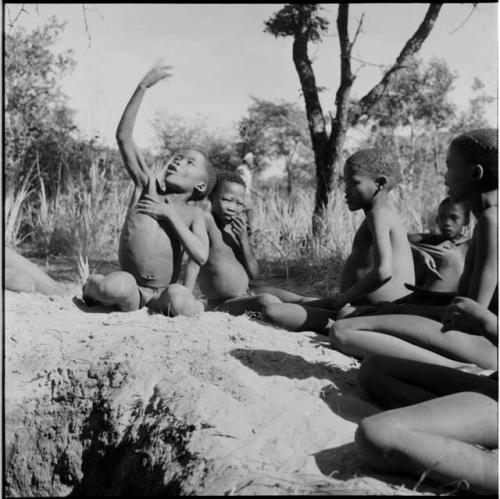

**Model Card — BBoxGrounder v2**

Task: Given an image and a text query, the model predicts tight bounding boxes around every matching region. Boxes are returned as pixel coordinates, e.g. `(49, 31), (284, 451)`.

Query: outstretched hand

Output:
(140, 62), (173, 89)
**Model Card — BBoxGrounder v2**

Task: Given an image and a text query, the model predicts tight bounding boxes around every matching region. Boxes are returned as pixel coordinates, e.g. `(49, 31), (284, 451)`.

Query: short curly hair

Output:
(450, 128), (498, 189)
(211, 172), (247, 197)
(189, 151), (217, 201)
(345, 148), (402, 189)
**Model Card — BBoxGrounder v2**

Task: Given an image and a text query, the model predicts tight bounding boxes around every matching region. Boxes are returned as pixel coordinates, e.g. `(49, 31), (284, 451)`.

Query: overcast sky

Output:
(6, 3), (498, 149)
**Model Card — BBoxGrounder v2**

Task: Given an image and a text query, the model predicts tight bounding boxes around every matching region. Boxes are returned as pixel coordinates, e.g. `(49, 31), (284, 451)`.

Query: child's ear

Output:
(375, 176), (388, 190)
(471, 164), (484, 181)
(194, 181), (207, 197)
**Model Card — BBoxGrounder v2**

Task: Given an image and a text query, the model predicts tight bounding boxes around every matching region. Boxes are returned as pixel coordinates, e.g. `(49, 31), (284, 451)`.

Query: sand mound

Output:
(5, 289), (435, 495)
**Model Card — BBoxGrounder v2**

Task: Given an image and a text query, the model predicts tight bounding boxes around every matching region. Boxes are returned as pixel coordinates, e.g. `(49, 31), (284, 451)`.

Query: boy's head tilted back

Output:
(446, 128), (498, 202)
(210, 172), (247, 224)
(343, 148), (401, 211)
(436, 197), (470, 240)
(164, 148), (216, 201)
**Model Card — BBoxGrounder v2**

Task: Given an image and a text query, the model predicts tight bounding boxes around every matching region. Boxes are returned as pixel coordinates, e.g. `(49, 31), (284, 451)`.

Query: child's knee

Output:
(329, 321), (351, 348)
(355, 415), (401, 465)
(100, 272), (137, 300)
(5, 270), (35, 293)
(256, 293), (281, 308)
(164, 284), (200, 317)
(261, 303), (282, 323)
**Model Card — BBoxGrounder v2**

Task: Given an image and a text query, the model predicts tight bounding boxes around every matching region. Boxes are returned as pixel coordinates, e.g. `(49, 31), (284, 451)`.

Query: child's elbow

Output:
(375, 265), (392, 282)
(195, 250), (209, 266)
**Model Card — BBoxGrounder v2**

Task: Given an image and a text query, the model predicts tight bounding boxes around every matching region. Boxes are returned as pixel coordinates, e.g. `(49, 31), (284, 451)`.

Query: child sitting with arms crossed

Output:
(82, 62), (216, 316)
(260, 148), (415, 333)
(330, 129), (498, 370)
(184, 172), (282, 314)
(408, 197), (470, 295)
(355, 297), (497, 494)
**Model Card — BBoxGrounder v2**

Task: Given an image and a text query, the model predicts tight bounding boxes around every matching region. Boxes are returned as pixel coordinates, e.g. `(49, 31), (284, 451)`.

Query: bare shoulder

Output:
(478, 206), (498, 228)
(366, 205), (397, 228)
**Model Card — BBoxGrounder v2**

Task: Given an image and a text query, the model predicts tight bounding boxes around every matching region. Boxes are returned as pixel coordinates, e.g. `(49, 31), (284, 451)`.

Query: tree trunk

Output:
(286, 165), (293, 197)
(292, 33), (329, 233)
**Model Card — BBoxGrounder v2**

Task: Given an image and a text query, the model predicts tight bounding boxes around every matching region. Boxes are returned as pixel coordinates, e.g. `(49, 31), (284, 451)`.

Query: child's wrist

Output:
(138, 82), (148, 91)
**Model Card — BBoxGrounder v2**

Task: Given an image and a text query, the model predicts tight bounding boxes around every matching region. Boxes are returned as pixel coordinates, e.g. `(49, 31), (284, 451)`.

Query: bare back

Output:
(341, 206), (415, 304)
(197, 214), (249, 300)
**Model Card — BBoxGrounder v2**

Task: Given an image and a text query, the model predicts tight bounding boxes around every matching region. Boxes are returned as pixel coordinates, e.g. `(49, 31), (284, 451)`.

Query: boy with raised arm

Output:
(261, 149), (415, 333)
(185, 172), (281, 314)
(82, 63), (216, 316)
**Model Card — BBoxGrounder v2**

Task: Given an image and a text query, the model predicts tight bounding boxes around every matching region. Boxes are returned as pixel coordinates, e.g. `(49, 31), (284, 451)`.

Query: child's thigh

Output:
(217, 296), (262, 315)
(263, 303), (333, 332)
(361, 355), (498, 398)
(335, 314), (497, 367)
(5, 268), (35, 292)
(366, 391), (498, 448)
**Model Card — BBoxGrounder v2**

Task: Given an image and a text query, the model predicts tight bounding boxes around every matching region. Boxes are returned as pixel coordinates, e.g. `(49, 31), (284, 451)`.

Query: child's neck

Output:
(164, 191), (191, 205)
(363, 192), (389, 214)
(468, 189), (497, 219)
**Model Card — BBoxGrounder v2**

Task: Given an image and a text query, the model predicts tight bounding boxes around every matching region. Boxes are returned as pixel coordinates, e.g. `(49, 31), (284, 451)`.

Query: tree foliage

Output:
(151, 113), (239, 170)
(238, 98), (314, 194)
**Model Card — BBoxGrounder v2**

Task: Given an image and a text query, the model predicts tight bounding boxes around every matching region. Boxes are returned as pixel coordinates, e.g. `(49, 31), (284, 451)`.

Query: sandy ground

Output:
(5, 276), (442, 495)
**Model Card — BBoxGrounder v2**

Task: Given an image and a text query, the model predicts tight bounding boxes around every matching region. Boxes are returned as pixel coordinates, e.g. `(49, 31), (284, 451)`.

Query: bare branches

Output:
(7, 4), (28, 32)
(351, 13), (365, 49)
(449, 3), (478, 34)
(81, 4), (92, 47)
(351, 3), (443, 126)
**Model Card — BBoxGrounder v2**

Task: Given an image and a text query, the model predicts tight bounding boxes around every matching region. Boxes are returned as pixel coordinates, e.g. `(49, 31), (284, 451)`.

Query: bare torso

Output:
(340, 209), (415, 304)
(118, 185), (196, 289)
(198, 214), (249, 300)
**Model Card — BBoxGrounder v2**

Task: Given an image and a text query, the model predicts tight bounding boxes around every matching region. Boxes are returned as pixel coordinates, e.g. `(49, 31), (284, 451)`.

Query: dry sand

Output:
(5, 287), (439, 495)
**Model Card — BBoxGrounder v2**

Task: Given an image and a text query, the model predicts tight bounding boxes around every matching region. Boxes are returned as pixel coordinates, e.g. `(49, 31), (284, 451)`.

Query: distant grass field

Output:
(6, 157), (452, 296)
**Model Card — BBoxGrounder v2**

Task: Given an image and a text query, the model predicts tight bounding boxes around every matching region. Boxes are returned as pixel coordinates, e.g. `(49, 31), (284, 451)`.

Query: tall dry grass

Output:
(5, 156), (449, 287)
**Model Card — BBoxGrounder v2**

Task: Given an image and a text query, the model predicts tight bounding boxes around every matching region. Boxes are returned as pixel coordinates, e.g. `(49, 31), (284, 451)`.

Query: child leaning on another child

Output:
(185, 172), (282, 314)
(408, 197), (470, 295)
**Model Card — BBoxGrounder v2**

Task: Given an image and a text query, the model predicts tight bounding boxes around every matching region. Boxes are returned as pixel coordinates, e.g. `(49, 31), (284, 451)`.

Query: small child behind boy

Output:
(185, 172), (281, 314)
(408, 197), (470, 294)
(261, 148), (415, 333)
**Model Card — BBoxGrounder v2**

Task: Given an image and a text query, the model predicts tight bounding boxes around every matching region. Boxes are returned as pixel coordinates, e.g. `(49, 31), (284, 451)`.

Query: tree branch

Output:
(351, 13), (365, 49)
(350, 3), (442, 125)
(449, 3), (477, 34)
(81, 4), (92, 47)
(329, 4), (355, 151)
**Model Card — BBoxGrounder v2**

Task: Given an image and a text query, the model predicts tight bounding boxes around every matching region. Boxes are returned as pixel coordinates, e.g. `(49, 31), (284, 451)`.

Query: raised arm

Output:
(184, 260), (201, 292)
(465, 209), (497, 308)
(336, 209), (393, 307)
(116, 63), (172, 186)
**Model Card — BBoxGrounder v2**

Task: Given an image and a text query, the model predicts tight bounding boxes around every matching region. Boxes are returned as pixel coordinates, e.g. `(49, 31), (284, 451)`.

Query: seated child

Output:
(184, 172), (281, 314)
(261, 148), (415, 333)
(409, 197), (470, 294)
(82, 62), (216, 316)
(355, 299), (497, 494)
(5, 246), (66, 295)
(330, 129), (498, 369)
